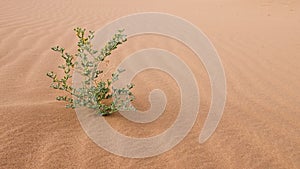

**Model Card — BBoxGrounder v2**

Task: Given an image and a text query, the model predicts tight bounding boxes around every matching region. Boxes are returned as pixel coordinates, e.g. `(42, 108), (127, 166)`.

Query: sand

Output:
(0, 0), (299, 168)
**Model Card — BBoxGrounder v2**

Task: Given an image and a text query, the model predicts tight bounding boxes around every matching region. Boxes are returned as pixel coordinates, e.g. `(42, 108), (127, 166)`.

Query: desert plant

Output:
(47, 27), (135, 116)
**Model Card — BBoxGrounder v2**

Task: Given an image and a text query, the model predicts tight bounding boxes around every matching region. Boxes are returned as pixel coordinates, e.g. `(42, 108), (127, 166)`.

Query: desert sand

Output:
(0, 0), (299, 168)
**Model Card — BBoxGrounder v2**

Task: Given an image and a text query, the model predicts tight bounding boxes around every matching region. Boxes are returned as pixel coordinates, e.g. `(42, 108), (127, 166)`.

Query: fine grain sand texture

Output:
(0, 0), (299, 168)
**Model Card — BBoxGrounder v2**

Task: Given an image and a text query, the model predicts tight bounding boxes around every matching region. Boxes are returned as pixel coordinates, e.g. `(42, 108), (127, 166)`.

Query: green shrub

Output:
(47, 27), (135, 116)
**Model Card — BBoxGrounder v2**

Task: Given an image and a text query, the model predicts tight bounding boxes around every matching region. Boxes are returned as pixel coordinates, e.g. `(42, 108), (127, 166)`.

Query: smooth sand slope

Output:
(0, 0), (299, 168)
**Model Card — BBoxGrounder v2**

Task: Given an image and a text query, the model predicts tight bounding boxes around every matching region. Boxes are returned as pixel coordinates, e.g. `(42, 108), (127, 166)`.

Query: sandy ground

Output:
(0, 0), (299, 168)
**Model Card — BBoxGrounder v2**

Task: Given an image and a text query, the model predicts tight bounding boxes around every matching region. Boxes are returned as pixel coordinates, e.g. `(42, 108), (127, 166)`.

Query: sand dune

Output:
(0, 0), (299, 168)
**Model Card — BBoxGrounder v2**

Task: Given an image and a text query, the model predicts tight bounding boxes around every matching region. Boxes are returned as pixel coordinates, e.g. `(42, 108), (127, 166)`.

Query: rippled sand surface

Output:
(0, 0), (299, 168)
